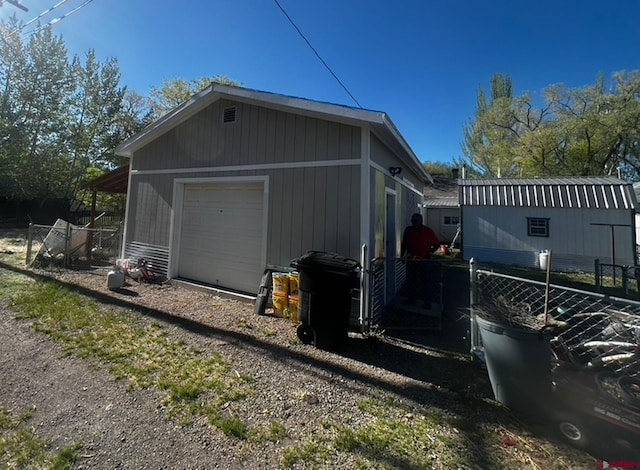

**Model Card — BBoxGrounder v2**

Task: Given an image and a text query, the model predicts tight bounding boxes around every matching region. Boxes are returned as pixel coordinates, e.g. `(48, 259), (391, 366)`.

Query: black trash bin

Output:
(291, 251), (360, 351)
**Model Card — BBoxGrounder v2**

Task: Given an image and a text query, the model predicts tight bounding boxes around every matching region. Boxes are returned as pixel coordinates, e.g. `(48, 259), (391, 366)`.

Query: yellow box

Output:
(288, 295), (300, 323)
(288, 272), (299, 296)
(272, 293), (289, 318)
(272, 273), (289, 296)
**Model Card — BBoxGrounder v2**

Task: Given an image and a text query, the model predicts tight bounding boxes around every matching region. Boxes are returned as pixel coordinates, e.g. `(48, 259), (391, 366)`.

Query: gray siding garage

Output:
(460, 177), (638, 272)
(116, 85), (432, 297)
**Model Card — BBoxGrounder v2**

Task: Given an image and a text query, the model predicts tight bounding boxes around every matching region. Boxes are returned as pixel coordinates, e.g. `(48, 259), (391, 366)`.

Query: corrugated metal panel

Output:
(423, 197), (458, 208)
(124, 241), (169, 276)
(459, 177), (637, 209)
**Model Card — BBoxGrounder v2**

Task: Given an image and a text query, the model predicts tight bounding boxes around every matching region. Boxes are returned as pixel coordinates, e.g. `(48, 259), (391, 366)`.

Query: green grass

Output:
(441, 255), (638, 298)
(282, 398), (479, 469)
(1, 273), (253, 436)
(0, 406), (82, 470)
(0, 250), (597, 469)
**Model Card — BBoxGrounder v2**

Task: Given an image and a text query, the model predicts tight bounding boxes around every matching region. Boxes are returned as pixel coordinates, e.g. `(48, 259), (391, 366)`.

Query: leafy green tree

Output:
(463, 74), (519, 177)
(0, 17), (147, 209)
(462, 72), (640, 180)
(423, 161), (456, 176)
(64, 50), (126, 198)
(148, 74), (241, 117)
(0, 21), (72, 200)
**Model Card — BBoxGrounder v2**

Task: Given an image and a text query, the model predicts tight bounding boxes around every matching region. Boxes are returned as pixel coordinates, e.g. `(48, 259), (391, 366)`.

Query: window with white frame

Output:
(444, 215), (460, 225)
(527, 217), (549, 237)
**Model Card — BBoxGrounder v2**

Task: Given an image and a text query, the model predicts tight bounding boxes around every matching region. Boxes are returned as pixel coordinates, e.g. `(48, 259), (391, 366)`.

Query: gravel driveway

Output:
(0, 262), (576, 468)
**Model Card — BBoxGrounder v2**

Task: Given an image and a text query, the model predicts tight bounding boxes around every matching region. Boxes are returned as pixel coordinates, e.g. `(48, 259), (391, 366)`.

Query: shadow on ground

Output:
(2, 260), (625, 463)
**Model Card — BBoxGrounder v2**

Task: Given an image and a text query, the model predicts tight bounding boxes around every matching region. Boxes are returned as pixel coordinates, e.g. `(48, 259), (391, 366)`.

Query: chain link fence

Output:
(368, 257), (443, 331)
(595, 260), (640, 299)
(26, 221), (122, 268)
(470, 260), (640, 432)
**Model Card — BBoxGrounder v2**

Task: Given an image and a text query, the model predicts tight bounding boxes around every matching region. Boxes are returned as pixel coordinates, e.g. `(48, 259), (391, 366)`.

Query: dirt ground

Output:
(0, 234), (610, 468)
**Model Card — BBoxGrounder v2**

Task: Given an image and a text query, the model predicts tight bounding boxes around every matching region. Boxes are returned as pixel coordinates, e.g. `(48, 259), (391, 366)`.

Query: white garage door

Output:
(178, 182), (265, 294)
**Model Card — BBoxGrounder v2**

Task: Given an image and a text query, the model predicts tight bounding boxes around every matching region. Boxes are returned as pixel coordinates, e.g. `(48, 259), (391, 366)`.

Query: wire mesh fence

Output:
(596, 260), (640, 299)
(26, 221), (122, 268)
(471, 263), (640, 384)
(368, 257), (443, 331)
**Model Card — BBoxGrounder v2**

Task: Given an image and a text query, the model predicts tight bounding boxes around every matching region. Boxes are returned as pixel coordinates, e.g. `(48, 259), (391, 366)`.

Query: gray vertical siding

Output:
(267, 166), (361, 266)
(132, 99), (361, 171)
(367, 132), (425, 260)
(127, 165), (361, 267)
(126, 96), (364, 268)
(126, 174), (173, 246)
(369, 133), (423, 190)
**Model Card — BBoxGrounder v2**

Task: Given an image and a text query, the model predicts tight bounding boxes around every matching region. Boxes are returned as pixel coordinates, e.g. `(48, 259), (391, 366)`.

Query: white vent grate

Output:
(223, 106), (236, 123)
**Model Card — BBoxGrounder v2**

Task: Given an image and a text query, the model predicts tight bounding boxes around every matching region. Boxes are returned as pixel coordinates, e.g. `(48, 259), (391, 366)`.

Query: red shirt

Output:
(402, 225), (440, 259)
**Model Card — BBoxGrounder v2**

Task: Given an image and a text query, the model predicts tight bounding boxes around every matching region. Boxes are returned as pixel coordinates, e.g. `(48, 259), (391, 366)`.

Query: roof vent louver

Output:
(223, 106), (236, 123)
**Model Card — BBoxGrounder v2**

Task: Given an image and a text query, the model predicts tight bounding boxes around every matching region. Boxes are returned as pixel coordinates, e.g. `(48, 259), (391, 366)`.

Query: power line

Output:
(23, 0), (72, 30)
(23, 0), (96, 38)
(272, 0), (362, 108)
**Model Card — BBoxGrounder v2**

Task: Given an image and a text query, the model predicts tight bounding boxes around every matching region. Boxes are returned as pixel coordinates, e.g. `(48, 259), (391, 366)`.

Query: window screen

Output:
(527, 218), (549, 237)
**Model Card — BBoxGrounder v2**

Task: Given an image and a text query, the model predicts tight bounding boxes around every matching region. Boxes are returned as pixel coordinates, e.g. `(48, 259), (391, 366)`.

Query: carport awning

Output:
(84, 165), (129, 194)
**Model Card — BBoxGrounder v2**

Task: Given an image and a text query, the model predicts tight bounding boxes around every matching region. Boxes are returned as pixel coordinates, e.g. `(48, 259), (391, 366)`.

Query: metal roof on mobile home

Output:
(459, 177), (637, 209)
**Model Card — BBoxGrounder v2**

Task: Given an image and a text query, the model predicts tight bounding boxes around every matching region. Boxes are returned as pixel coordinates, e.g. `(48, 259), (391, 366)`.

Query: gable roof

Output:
(423, 174), (459, 208)
(115, 84), (432, 184)
(459, 177), (637, 209)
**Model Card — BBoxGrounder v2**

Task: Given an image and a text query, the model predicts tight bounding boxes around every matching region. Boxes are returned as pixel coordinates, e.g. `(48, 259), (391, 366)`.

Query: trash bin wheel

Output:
(297, 323), (313, 344)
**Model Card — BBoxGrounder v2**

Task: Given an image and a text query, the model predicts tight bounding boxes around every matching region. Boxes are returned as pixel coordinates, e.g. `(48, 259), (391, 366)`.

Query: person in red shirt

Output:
(401, 213), (440, 308)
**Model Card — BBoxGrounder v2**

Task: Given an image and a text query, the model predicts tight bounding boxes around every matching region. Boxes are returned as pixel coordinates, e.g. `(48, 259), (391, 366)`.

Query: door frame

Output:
(385, 188), (397, 303)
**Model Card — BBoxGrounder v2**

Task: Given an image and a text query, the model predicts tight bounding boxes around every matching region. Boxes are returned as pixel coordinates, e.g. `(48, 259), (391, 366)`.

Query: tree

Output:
(148, 74), (241, 118)
(463, 74), (520, 177)
(462, 72), (640, 181)
(0, 20), (72, 200)
(63, 50), (126, 199)
(0, 17), (145, 208)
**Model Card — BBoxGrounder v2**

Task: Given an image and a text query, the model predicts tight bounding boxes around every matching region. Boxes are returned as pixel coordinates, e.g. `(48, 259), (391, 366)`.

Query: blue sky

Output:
(2, 0), (639, 165)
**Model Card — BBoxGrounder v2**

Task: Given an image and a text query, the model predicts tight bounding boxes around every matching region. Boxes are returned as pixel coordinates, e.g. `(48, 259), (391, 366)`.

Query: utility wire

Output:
(272, 0), (362, 108)
(22, 0), (72, 29)
(23, 0), (96, 38)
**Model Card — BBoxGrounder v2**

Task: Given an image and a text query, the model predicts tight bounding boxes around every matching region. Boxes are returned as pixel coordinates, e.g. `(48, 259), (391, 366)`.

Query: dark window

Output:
(444, 215), (460, 225)
(223, 106), (236, 123)
(528, 217), (549, 237)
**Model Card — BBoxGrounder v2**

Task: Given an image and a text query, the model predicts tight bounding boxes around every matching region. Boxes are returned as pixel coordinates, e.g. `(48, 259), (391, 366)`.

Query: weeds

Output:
(2, 277), (253, 437)
(0, 406), (81, 470)
(0, 246), (598, 469)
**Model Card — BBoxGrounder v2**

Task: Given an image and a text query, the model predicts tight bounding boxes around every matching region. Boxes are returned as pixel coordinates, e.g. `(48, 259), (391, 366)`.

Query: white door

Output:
(178, 182), (265, 294)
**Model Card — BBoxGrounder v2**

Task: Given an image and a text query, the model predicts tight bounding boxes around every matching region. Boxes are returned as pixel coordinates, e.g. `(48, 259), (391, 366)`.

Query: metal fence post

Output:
(623, 265), (629, 296)
(26, 223), (33, 265)
(594, 258), (601, 293)
(64, 223), (71, 268)
(469, 257), (480, 358)
(359, 244), (369, 333)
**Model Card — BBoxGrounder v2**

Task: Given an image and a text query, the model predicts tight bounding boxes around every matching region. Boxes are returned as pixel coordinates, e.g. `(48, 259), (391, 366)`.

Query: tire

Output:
(557, 415), (591, 449)
(297, 324), (314, 344)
